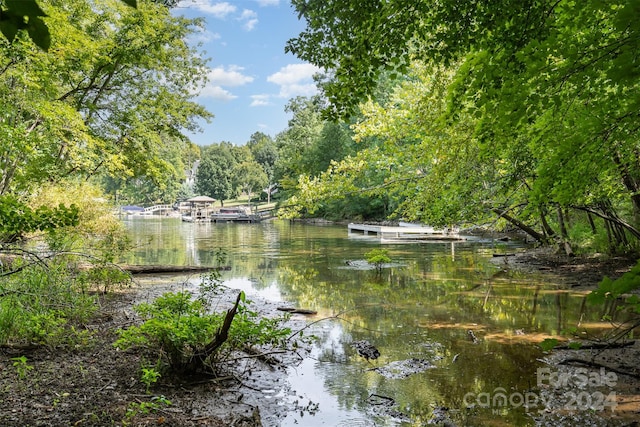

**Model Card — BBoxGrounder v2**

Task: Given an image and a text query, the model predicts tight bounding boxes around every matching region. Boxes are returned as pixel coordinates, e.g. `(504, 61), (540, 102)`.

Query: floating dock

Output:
(348, 223), (465, 241)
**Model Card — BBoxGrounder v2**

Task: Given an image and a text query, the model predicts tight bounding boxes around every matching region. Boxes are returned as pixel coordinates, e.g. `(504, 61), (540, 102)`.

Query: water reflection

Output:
(122, 217), (619, 426)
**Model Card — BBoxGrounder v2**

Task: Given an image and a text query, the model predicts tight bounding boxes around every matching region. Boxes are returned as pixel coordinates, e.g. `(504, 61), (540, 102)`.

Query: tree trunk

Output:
(492, 208), (546, 243)
(556, 206), (574, 256)
(539, 207), (556, 239)
(587, 212), (597, 234)
(184, 292), (243, 373)
(571, 205), (640, 240)
(613, 151), (640, 226)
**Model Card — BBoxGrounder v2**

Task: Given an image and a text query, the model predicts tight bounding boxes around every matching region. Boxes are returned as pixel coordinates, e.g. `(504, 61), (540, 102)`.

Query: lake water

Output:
(121, 217), (617, 426)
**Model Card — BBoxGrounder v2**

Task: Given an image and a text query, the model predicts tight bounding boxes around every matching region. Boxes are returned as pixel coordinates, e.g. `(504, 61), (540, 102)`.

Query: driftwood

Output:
(118, 265), (231, 274)
(1, 251), (230, 276)
(276, 307), (317, 315)
(184, 292), (243, 373)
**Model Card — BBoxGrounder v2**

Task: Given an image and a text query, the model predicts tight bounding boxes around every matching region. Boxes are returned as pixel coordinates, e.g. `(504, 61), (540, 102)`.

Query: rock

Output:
(351, 340), (381, 361)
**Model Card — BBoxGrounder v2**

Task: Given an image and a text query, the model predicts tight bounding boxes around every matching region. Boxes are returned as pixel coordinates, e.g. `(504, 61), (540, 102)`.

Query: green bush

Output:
(114, 289), (292, 374)
(365, 248), (392, 273)
(0, 261), (97, 347)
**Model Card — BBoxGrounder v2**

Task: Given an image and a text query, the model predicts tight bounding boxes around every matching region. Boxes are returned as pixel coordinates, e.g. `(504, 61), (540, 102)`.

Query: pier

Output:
(347, 223), (465, 241)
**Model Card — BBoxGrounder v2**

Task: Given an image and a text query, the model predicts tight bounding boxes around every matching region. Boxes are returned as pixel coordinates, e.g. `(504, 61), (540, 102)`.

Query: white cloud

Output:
(191, 1), (237, 19)
(208, 65), (254, 86)
(189, 2), (260, 31)
(187, 28), (221, 45)
(199, 86), (237, 101)
(198, 65), (254, 101)
(267, 63), (321, 98)
(250, 94), (272, 107)
(239, 9), (258, 31)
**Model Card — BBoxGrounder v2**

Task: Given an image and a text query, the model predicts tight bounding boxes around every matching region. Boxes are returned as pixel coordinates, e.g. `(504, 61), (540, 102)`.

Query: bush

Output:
(114, 287), (292, 374)
(365, 248), (392, 273)
(0, 261), (97, 347)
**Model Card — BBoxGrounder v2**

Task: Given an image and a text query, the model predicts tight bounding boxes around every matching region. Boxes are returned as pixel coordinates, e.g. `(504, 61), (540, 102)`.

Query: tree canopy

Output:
(283, 0), (640, 252)
(0, 0), (211, 197)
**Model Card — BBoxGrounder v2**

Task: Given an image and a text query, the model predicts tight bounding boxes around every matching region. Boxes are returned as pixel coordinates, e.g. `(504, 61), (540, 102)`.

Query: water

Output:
(121, 217), (618, 426)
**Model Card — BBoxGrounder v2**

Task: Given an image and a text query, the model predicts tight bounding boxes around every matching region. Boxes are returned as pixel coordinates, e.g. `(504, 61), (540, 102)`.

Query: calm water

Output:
(121, 217), (616, 426)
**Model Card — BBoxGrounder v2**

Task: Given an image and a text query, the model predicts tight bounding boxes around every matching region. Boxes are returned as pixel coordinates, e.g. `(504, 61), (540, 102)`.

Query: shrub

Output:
(365, 248), (392, 273)
(0, 261), (97, 347)
(114, 289), (291, 374)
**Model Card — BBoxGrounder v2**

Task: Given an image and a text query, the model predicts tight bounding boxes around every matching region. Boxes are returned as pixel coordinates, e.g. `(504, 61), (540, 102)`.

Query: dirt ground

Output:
(1, 248), (640, 427)
(0, 282), (313, 427)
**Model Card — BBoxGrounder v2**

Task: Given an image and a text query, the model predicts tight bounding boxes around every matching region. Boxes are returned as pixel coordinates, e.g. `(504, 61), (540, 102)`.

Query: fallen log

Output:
(119, 265), (231, 274)
(277, 307), (317, 315)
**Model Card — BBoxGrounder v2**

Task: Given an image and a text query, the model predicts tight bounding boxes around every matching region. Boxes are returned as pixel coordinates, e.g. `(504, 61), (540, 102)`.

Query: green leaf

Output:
(120, 0), (138, 7)
(567, 341), (582, 350)
(0, 15), (21, 42)
(539, 338), (559, 351)
(5, 0), (47, 17)
(26, 16), (50, 50)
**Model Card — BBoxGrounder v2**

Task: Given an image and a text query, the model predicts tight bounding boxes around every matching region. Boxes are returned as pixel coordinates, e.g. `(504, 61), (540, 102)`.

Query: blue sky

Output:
(174, 0), (320, 146)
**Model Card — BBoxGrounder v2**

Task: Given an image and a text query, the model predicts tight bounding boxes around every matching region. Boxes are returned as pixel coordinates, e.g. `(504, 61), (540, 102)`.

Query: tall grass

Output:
(0, 260), (98, 347)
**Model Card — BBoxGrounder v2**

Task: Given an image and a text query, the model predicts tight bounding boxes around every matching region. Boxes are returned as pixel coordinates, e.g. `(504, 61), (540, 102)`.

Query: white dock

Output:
(347, 223), (465, 241)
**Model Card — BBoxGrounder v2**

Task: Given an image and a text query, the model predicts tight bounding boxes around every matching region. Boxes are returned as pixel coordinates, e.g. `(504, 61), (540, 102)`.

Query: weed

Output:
(124, 395), (172, 422)
(140, 367), (161, 393)
(115, 286), (291, 374)
(11, 356), (33, 380)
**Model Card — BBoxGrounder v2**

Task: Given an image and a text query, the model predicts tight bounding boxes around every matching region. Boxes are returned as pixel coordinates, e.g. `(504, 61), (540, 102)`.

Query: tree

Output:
(0, 1), (185, 52)
(274, 96), (324, 190)
(232, 161), (268, 207)
(0, 0), (211, 196)
(247, 132), (279, 202)
(195, 157), (233, 206)
(286, 0), (640, 251)
(306, 121), (356, 176)
(286, 0), (553, 119)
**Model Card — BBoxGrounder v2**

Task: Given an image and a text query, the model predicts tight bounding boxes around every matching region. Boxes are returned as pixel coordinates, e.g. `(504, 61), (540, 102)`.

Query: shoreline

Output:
(1, 247), (639, 426)
(489, 246), (638, 289)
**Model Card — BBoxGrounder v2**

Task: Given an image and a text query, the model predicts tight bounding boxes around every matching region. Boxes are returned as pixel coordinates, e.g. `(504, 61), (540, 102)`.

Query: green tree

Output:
(307, 122), (356, 177)
(247, 132), (279, 202)
(195, 143), (237, 205)
(195, 157), (232, 206)
(274, 96), (324, 188)
(101, 133), (191, 205)
(232, 161), (268, 206)
(0, 0), (211, 196)
(0, 1), (186, 51)
(286, 0), (640, 252)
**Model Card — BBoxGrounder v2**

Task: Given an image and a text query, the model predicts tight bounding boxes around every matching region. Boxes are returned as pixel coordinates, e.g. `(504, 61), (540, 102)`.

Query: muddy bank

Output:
(490, 246), (638, 289)
(490, 247), (640, 425)
(0, 279), (316, 427)
(2, 248), (640, 426)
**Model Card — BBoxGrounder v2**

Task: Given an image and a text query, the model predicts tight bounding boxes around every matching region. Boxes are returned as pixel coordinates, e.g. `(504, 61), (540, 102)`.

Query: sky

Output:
(173, 0), (321, 146)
